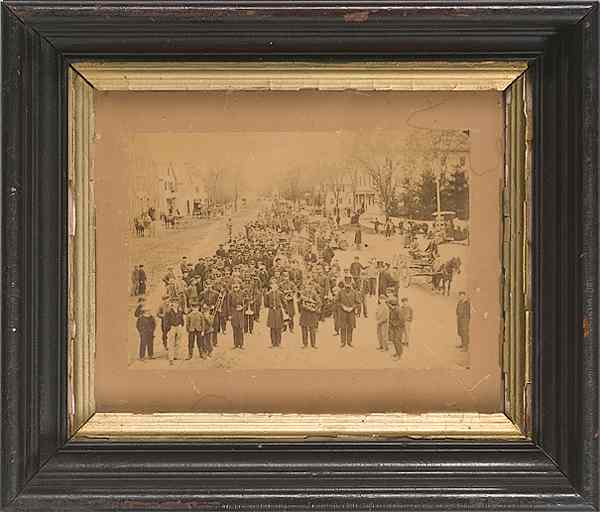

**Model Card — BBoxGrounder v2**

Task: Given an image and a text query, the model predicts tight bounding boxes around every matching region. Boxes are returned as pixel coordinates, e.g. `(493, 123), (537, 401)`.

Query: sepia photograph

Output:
(127, 127), (471, 370)
(93, 90), (503, 413)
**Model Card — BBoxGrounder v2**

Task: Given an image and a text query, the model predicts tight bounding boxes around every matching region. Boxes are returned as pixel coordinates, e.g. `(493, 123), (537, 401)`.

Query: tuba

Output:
(301, 294), (319, 313)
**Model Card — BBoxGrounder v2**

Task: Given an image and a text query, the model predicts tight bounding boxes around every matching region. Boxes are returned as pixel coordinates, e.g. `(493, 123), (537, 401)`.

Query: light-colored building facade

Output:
(130, 162), (206, 220)
(320, 172), (380, 215)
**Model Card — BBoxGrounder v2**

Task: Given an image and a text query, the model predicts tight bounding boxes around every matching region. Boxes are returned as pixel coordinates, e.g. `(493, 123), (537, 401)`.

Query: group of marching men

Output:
(133, 201), (470, 365)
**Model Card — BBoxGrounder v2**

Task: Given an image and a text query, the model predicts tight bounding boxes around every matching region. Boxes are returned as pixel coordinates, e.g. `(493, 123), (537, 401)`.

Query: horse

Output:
(436, 256), (462, 296)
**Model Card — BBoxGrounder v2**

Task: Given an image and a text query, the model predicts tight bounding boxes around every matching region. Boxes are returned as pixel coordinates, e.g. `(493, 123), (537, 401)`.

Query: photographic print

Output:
(128, 128), (471, 370)
(93, 90), (503, 413)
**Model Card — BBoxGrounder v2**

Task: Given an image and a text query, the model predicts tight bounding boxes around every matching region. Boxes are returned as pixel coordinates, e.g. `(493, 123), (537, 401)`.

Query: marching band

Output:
(132, 200), (466, 364)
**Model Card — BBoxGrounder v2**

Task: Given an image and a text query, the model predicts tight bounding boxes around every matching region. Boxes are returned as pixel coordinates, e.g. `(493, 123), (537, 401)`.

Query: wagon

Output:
(401, 253), (442, 289)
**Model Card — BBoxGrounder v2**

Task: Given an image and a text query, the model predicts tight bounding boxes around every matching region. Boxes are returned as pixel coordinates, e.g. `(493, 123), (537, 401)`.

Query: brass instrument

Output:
(210, 289), (226, 326)
(301, 295), (319, 313)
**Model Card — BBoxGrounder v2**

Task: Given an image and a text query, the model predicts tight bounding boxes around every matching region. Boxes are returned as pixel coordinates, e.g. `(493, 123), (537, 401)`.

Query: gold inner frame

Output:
(68, 61), (531, 441)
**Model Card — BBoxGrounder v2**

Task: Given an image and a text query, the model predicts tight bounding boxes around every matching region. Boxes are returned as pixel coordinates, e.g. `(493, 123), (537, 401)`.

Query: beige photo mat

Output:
(92, 88), (505, 414)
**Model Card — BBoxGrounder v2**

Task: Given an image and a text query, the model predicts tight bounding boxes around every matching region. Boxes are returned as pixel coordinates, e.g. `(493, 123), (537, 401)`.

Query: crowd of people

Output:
(132, 200), (471, 364)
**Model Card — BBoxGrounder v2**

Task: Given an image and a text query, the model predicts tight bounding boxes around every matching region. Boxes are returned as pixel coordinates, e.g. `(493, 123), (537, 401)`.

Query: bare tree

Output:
(202, 167), (224, 211)
(352, 133), (404, 217)
(323, 163), (346, 216)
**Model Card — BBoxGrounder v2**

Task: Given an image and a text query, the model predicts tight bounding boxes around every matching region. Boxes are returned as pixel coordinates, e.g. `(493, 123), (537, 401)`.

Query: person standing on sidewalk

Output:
(186, 303), (204, 359)
(164, 300), (185, 365)
(387, 297), (405, 360)
(136, 307), (156, 361)
(456, 291), (471, 351)
(228, 282), (245, 349)
(265, 282), (284, 348)
(376, 296), (390, 351)
(400, 297), (414, 346)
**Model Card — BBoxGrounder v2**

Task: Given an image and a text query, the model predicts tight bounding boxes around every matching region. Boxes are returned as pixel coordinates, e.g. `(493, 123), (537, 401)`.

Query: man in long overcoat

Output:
(136, 307), (156, 361)
(456, 291), (471, 351)
(336, 280), (359, 348)
(265, 282), (284, 347)
(299, 286), (321, 349)
(228, 282), (245, 349)
(354, 226), (363, 250)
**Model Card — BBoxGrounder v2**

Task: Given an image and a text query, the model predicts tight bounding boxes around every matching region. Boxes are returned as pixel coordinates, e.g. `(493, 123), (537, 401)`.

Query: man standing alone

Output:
(164, 300), (185, 365)
(400, 297), (413, 346)
(265, 282), (284, 348)
(186, 303), (204, 359)
(337, 280), (359, 348)
(456, 291), (471, 351)
(228, 282), (245, 349)
(387, 297), (404, 360)
(136, 307), (156, 361)
(354, 226), (363, 250)
(376, 296), (389, 351)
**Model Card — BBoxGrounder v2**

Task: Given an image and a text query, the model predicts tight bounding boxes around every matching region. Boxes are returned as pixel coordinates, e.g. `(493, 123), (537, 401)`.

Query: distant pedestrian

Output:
(131, 265), (139, 296)
(137, 264), (147, 295)
(373, 218), (381, 234)
(367, 259), (378, 296)
(354, 226), (362, 250)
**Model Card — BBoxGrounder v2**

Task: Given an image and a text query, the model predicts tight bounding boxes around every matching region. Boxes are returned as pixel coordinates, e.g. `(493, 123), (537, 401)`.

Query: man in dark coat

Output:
(387, 297), (404, 359)
(186, 303), (204, 359)
(354, 226), (363, 250)
(378, 262), (393, 299)
(265, 282), (284, 347)
(400, 297), (414, 346)
(228, 282), (245, 349)
(456, 291), (471, 351)
(299, 287), (321, 349)
(336, 280), (359, 348)
(136, 307), (156, 361)
(164, 301), (185, 365)
(137, 264), (147, 295)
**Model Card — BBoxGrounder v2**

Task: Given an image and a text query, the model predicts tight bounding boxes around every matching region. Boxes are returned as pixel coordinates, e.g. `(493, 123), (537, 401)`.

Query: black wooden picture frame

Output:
(1, 1), (598, 510)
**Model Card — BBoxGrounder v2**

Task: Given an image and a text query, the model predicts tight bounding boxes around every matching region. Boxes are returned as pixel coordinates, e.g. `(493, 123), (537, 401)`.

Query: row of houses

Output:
(130, 164), (207, 220)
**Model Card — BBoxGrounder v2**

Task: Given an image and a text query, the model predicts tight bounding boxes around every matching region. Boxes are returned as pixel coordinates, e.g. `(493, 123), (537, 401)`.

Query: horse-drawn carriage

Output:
(400, 249), (462, 295)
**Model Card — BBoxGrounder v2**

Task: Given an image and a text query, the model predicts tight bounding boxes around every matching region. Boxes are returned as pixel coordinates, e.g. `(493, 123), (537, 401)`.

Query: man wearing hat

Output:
(387, 296), (404, 359)
(156, 294), (171, 350)
(186, 303), (204, 359)
(299, 285), (321, 349)
(164, 300), (185, 365)
(137, 264), (147, 295)
(228, 281), (245, 349)
(134, 296), (146, 319)
(135, 306), (156, 361)
(349, 256), (364, 288)
(200, 303), (214, 358)
(265, 281), (284, 347)
(336, 277), (359, 348)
